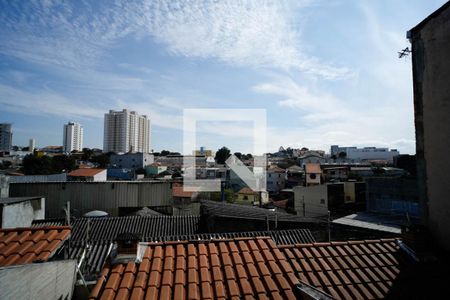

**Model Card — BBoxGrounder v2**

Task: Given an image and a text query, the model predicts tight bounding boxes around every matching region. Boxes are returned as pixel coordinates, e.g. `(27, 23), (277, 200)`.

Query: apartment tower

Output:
(103, 109), (150, 153)
(0, 123), (12, 152)
(63, 122), (83, 153)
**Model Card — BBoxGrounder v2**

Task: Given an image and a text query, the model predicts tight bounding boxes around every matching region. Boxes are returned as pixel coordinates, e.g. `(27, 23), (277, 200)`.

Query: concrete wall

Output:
(0, 260), (77, 300)
(294, 185), (328, 217)
(0, 174), (9, 198)
(1, 198), (45, 228)
(411, 5), (450, 250)
(9, 181), (173, 218)
(110, 153), (154, 169)
(8, 173), (67, 183)
(93, 170), (107, 181)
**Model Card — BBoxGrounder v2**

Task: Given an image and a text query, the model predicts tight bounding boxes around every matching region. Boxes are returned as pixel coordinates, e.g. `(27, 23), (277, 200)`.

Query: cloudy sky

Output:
(0, 0), (446, 154)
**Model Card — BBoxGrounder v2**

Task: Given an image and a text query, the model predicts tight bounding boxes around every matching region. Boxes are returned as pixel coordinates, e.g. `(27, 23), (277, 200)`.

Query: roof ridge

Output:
(0, 225), (71, 233)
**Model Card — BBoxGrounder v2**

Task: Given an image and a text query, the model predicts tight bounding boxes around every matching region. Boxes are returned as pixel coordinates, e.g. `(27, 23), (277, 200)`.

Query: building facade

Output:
(410, 2), (450, 251)
(0, 123), (12, 152)
(63, 122), (83, 153)
(103, 109), (150, 153)
(110, 152), (154, 169)
(330, 145), (399, 162)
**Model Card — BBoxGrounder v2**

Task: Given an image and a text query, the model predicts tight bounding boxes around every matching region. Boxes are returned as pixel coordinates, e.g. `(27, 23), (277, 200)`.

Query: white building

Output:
(330, 145), (399, 162)
(103, 109), (150, 153)
(63, 122), (83, 153)
(28, 138), (35, 152)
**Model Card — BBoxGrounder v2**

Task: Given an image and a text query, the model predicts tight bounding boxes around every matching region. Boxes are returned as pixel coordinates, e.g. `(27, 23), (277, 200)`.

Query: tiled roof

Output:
(69, 229), (315, 279)
(237, 187), (257, 195)
(0, 226), (70, 266)
(200, 200), (321, 223)
(280, 239), (411, 300)
(305, 163), (321, 173)
(68, 168), (105, 177)
(89, 237), (300, 300)
(172, 183), (197, 198)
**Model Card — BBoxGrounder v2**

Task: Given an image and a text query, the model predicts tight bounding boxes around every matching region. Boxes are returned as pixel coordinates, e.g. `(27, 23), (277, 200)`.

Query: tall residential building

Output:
(0, 123), (12, 152)
(63, 122), (83, 153)
(103, 109), (150, 153)
(28, 138), (35, 152)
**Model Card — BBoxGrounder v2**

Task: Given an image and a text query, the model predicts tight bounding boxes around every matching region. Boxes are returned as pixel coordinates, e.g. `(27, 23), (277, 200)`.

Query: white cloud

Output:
(0, 0), (350, 78)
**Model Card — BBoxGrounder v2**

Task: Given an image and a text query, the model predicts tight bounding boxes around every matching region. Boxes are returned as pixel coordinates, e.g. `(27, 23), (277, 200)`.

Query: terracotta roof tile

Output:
(281, 239), (430, 300)
(0, 226), (70, 266)
(90, 238), (300, 300)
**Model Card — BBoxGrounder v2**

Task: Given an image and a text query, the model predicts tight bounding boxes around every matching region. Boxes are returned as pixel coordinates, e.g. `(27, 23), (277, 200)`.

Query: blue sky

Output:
(0, 0), (447, 154)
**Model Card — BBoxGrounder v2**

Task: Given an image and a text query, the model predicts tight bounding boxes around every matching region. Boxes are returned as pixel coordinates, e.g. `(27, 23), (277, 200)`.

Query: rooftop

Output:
(0, 196), (43, 205)
(89, 237), (300, 300)
(0, 226), (70, 266)
(68, 168), (105, 177)
(305, 163), (322, 174)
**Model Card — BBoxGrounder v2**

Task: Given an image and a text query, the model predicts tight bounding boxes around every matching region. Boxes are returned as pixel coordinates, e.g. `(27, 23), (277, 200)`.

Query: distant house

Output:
(304, 163), (322, 186)
(145, 163), (167, 176)
(172, 183), (198, 204)
(236, 187), (268, 206)
(322, 166), (349, 182)
(110, 152), (154, 169)
(266, 166), (286, 193)
(68, 168), (107, 181)
(298, 152), (326, 166)
(286, 165), (303, 188)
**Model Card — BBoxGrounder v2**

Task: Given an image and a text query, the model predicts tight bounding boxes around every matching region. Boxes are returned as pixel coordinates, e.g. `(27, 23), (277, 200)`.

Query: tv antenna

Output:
(398, 47), (411, 58)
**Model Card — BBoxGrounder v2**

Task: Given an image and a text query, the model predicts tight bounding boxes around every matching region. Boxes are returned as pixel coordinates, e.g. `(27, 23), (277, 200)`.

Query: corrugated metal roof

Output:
(200, 200), (322, 223)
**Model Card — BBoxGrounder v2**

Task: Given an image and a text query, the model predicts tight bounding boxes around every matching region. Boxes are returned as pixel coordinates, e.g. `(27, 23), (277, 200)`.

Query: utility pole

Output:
(328, 210), (331, 242)
(302, 196), (305, 217)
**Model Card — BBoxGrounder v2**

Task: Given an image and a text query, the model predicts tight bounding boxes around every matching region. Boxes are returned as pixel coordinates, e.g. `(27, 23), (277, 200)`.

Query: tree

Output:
(215, 147), (231, 164)
(90, 153), (111, 168)
(51, 155), (76, 173)
(21, 154), (53, 175)
(82, 148), (94, 161)
(160, 150), (171, 156)
(234, 152), (242, 160)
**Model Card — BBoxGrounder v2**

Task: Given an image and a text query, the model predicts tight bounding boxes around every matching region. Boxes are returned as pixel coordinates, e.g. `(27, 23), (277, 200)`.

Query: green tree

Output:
(234, 152), (242, 160)
(215, 147), (231, 164)
(51, 155), (76, 173)
(90, 153), (111, 168)
(21, 154), (53, 175)
(82, 148), (94, 161)
(338, 151), (347, 159)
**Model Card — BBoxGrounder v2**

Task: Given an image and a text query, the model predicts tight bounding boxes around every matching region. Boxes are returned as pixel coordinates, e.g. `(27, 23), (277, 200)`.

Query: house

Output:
(304, 163), (321, 186)
(0, 226), (76, 300)
(110, 152), (154, 169)
(0, 196), (45, 228)
(266, 166), (286, 193)
(172, 183), (198, 205)
(294, 182), (366, 217)
(322, 166), (349, 182)
(145, 163), (168, 176)
(67, 168), (107, 181)
(285, 165), (303, 188)
(235, 187), (269, 206)
(298, 151), (326, 166)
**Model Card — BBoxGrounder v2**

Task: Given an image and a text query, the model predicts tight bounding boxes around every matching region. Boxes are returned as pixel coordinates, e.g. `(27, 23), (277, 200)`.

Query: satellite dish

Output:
(83, 210), (108, 218)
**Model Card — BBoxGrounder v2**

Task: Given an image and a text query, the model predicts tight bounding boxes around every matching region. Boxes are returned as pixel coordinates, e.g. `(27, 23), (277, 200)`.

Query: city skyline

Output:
(0, 0), (447, 154)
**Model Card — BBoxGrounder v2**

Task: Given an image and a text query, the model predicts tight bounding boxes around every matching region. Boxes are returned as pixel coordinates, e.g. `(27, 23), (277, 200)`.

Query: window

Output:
(309, 173), (316, 179)
(320, 199), (325, 204)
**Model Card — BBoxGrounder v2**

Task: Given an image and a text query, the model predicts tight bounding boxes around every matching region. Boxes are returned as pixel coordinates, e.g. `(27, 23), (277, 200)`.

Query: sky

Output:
(0, 0), (447, 154)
